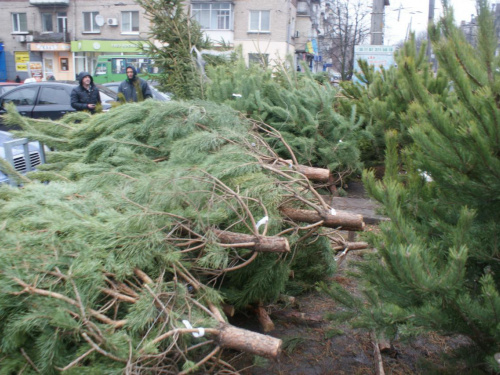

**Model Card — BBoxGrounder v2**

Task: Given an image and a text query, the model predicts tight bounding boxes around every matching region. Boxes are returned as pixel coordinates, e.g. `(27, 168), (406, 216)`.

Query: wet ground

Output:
(230, 250), (469, 375)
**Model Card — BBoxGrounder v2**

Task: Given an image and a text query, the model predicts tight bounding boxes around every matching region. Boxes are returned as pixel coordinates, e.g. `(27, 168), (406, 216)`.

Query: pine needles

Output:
(0, 99), (353, 373)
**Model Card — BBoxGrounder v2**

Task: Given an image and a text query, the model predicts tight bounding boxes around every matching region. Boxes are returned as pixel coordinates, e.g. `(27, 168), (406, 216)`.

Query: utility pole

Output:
(426, 0), (435, 59)
(370, 0), (386, 45)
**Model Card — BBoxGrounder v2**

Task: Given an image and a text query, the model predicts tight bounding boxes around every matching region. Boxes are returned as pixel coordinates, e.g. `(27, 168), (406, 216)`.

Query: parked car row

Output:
(0, 81), (171, 132)
(0, 82), (117, 131)
(0, 81), (171, 184)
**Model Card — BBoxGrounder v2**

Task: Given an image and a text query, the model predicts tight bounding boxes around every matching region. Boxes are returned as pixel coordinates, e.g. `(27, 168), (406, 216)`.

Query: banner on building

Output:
(28, 62), (43, 80)
(305, 41), (314, 55)
(71, 40), (147, 53)
(30, 43), (71, 52)
(15, 51), (29, 71)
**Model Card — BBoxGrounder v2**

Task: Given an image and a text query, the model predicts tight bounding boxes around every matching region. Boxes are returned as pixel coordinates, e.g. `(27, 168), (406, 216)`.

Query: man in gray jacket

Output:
(117, 66), (153, 102)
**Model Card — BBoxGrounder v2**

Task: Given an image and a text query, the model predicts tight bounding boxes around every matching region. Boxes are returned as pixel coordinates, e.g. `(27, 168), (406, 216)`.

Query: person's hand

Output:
(87, 104), (96, 110)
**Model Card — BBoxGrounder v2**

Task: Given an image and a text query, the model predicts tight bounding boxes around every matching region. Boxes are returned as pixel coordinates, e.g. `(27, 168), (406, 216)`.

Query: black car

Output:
(0, 82), (22, 96)
(0, 82), (117, 131)
(103, 82), (171, 101)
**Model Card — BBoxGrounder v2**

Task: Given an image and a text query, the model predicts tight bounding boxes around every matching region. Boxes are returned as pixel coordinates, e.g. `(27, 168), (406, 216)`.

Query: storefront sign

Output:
(29, 62), (43, 79)
(15, 51), (30, 71)
(71, 40), (146, 53)
(30, 43), (71, 52)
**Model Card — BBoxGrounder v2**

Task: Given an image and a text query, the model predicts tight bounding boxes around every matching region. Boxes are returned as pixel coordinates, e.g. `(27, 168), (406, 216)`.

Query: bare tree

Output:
(394, 30), (428, 51)
(319, 0), (371, 80)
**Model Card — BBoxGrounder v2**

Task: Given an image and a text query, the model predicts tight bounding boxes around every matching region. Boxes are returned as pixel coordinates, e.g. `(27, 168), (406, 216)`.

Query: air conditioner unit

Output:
(17, 35), (26, 42)
(25, 35), (34, 42)
(107, 18), (118, 26)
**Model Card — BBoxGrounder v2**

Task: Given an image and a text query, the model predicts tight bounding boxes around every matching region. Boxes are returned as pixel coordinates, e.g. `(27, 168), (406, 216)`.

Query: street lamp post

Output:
(371, 0), (385, 45)
(426, 0), (435, 58)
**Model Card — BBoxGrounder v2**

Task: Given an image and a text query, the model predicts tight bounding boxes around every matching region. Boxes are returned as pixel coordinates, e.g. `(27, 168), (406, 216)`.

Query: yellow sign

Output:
(306, 41), (314, 54)
(15, 51), (29, 71)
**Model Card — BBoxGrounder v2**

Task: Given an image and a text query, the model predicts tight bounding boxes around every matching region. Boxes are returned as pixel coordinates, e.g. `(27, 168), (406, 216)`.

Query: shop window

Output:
(60, 58), (69, 71)
(44, 58), (54, 79)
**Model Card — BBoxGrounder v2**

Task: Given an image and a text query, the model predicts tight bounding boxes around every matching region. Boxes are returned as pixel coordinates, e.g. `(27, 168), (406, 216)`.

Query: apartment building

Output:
(0, 0), (151, 81)
(0, 0), (320, 82)
(190, 0), (319, 68)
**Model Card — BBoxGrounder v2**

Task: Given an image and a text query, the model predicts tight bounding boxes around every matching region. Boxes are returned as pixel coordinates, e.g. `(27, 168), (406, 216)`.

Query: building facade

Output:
(0, 0), (321, 82)
(189, 0), (321, 69)
(0, 0), (151, 82)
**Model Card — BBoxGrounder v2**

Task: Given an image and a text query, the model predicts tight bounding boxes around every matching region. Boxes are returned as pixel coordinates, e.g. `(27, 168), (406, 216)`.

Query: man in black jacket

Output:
(70, 71), (101, 113)
(117, 66), (153, 102)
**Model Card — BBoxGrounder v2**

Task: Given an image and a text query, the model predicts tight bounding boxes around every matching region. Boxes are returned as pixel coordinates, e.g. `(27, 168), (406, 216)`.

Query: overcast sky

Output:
(383, 0), (480, 45)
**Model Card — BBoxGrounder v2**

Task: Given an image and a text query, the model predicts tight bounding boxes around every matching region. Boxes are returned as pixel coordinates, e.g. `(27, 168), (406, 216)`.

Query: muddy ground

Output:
(225, 182), (469, 375)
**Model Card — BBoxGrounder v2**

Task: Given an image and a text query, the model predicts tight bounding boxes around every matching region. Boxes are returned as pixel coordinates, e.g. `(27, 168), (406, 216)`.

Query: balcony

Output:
(32, 32), (71, 43)
(297, 1), (311, 16)
(29, 0), (69, 6)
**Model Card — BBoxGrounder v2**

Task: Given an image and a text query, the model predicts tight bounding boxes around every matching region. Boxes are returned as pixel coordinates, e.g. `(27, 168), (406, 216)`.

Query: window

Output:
(39, 87), (69, 106)
(191, 3), (232, 30)
(110, 57), (151, 74)
(42, 13), (53, 33)
(248, 53), (269, 67)
(121, 11), (139, 33)
(2, 86), (39, 106)
(57, 12), (67, 33)
(12, 13), (28, 33)
(111, 58), (127, 74)
(249, 10), (270, 32)
(43, 58), (54, 78)
(60, 58), (69, 71)
(83, 11), (100, 33)
(95, 62), (107, 76)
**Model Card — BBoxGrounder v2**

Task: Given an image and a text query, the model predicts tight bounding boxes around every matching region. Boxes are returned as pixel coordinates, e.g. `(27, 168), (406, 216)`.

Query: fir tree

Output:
(136, 0), (211, 99)
(322, 1), (500, 371)
(339, 34), (452, 166)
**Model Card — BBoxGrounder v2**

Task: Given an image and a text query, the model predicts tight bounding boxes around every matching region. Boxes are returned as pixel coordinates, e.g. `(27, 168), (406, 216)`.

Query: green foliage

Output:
(325, 2), (500, 371)
(282, 335), (307, 354)
(0, 99), (338, 372)
(205, 55), (365, 183)
(136, 0), (211, 99)
(339, 34), (452, 166)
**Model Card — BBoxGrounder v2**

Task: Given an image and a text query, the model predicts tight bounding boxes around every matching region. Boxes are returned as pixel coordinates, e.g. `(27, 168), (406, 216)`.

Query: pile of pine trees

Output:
(0, 100), (364, 373)
(204, 57), (367, 185)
